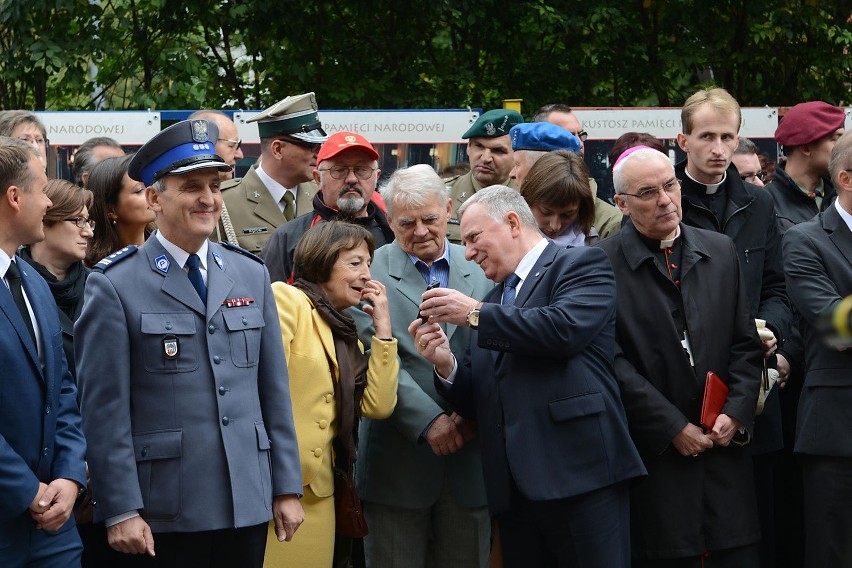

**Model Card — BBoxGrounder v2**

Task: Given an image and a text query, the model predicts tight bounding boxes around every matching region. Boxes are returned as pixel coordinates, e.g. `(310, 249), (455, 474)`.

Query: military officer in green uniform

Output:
(216, 93), (328, 253)
(444, 109), (522, 243)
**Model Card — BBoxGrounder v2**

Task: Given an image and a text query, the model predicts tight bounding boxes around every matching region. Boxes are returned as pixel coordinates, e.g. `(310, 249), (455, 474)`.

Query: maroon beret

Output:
(775, 102), (845, 147)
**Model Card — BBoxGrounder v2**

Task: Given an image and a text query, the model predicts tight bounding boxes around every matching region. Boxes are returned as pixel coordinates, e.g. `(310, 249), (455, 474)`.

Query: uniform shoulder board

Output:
(93, 246), (138, 272)
(220, 177), (242, 191)
(442, 174), (462, 184)
(219, 241), (265, 264)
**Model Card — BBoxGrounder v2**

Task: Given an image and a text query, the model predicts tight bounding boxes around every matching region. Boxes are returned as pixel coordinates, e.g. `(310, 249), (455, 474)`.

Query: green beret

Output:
(247, 92), (328, 143)
(462, 109), (523, 139)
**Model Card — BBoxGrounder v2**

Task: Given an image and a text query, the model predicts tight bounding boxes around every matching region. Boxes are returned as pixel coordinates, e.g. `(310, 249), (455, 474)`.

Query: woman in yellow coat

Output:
(265, 221), (398, 567)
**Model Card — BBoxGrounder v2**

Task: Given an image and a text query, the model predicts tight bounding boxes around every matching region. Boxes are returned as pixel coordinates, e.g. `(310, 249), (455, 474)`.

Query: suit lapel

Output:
(446, 245), (475, 340)
(388, 243), (424, 314)
(312, 305), (338, 379)
(144, 240), (206, 315)
(513, 242), (557, 307)
(824, 206), (852, 268)
(244, 169), (287, 228)
(1, 264), (40, 371)
(205, 245), (235, 322)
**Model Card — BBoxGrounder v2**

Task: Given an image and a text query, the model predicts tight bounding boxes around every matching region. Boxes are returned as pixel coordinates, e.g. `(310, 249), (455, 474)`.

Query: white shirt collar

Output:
(0, 248), (12, 281)
(684, 166), (726, 195)
(256, 163), (296, 212)
(512, 237), (548, 293)
(155, 230), (208, 270)
(834, 199), (852, 232)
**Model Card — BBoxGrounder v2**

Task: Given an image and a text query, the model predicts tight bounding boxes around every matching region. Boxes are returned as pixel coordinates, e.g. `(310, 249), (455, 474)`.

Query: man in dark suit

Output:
(75, 119), (303, 567)
(350, 164), (493, 567)
(601, 146), (763, 566)
(0, 138), (87, 566)
(412, 185), (646, 567)
(782, 131), (852, 567)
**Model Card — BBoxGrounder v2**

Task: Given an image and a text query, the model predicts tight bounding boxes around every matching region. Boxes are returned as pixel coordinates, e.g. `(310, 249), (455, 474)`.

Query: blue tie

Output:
(186, 253), (207, 304)
(502, 273), (521, 306)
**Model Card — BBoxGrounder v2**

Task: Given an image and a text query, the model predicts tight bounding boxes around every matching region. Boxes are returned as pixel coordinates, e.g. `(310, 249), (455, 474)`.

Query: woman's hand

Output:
(360, 279), (392, 338)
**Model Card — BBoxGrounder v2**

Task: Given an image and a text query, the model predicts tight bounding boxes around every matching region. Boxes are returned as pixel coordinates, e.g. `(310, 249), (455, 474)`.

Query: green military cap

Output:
(247, 92), (329, 143)
(462, 109), (523, 139)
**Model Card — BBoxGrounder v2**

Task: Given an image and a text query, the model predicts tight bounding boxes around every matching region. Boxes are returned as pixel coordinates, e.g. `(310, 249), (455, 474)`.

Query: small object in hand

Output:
(419, 281), (441, 323)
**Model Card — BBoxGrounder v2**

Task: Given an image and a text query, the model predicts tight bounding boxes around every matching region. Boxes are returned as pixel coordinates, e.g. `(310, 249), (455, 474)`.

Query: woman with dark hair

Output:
(266, 221), (398, 567)
(84, 154), (155, 265)
(608, 132), (666, 170)
(20, 179), (93, 375)
(520, 149), (598, 246)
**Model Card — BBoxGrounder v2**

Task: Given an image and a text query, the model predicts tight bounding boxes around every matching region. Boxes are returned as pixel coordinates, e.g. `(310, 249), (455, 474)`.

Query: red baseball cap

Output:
(775, 102), (845, 147)
(317, 131), (379, 165)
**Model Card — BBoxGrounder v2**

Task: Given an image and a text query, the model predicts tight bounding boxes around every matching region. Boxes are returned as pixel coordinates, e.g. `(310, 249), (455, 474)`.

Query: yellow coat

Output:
(272, 282), (398, 497)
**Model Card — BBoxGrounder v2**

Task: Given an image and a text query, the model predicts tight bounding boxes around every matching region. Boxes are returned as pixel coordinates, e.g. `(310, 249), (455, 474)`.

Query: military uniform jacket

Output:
(75, 235), (302, 532)
(218, 165), (317, 253)
(446, 172), (515, 244)
(351, 242), (493, 509)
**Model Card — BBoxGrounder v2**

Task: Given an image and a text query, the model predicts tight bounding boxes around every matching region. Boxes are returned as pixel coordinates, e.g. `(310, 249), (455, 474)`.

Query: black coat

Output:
(676, 161), (793, 453)
(765, 163), (836, 233)
(598, 222), (763, 558)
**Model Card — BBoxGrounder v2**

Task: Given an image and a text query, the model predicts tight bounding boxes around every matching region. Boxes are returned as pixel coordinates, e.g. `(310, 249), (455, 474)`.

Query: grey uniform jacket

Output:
(75, 235), (302, 532)
(218, 165), (317, 253)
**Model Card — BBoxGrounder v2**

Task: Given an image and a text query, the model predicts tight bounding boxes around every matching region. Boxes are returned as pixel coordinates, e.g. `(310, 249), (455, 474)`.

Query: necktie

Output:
(282, 192), (295, 221)
(502, 273), (521, 306)
(186, 254), (207, 304)
(6, 261), (37, 346)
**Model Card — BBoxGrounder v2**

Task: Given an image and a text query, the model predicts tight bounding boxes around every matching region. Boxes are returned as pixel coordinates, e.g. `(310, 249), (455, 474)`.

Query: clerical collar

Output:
(684, 167), (726, 195)
(659, 226), (681, 249)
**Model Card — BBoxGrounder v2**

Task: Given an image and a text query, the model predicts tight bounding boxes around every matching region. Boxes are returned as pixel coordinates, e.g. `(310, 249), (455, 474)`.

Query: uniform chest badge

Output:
(212, 252), (224, 270)
(163, 335), (179, 359)
(154, 255), (170, 274)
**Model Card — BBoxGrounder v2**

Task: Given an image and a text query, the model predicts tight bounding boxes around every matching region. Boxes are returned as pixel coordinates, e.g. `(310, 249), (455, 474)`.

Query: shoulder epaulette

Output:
(94, 246), (138, 272)
(220, 177), (242, 191)
(442, 174), (462, 184)
(219, 241), (264, 264)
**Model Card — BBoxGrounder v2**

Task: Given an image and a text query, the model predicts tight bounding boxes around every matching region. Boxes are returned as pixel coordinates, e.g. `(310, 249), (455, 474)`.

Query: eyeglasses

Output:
(217, 138), (242, 150)
(619, 178), (681, 202)
(739, 171), (767, 183)
(319, 166), (377, 180)
(571, 130), (589, 142)
(64, 217), (96, 230)
(18, 135), (48, 146)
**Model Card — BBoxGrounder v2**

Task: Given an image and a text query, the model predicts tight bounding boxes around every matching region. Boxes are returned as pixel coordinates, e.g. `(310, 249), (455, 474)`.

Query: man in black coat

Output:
(782, 131), (852, 567)
(600, 146), (763, 566)
(674, 87), (793, 567)
(261, 131), (394, 283)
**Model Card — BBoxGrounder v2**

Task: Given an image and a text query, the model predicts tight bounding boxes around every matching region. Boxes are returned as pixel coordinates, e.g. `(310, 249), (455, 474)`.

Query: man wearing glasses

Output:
(533, 103), (624, 238)
(731, 137), (767, 188)
(217, 93), (328, 253)
(262, 131), (395, 283)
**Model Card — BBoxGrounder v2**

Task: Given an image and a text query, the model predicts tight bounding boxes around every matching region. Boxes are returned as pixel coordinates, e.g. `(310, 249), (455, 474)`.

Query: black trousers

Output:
(113, 523), (267, 568)
(632, 544), (759, 568)
(497, 481), (631, 568)
(801, 454), (852, 568)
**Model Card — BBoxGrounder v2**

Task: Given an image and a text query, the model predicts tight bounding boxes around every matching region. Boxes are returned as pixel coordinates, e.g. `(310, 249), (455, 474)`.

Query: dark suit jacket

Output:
(437, 242), (645, 515)
(783, 204), (852, 457)
(0, 257), (87, 547)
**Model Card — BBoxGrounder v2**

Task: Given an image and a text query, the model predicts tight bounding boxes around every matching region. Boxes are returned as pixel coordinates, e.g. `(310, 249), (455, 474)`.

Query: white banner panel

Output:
(234, 110), (480, 144)
(572, 108), (780, 139)
(35, 111), (162, 145)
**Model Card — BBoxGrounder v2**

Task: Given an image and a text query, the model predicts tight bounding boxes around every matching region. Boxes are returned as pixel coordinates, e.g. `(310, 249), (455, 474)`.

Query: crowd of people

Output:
(0, 87), (849, 568)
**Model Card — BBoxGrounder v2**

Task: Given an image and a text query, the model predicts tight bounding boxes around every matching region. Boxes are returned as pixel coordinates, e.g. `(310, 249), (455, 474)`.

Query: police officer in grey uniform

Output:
(216, 93), (328, 253)
(75, 119), (304, 568)
(445, 109), (522, 243)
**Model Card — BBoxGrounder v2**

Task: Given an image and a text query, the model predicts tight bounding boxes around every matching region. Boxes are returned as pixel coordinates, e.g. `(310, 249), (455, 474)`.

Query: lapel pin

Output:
(154, 255), (170, 274)
(212, 252), (224, 270)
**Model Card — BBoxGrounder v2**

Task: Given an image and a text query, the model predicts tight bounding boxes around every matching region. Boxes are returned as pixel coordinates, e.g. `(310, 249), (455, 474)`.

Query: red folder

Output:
(700, 371), (729, 431)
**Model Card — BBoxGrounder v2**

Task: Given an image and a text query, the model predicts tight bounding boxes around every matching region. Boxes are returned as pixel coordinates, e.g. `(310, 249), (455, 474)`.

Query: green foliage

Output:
(0, 0), (848, 112)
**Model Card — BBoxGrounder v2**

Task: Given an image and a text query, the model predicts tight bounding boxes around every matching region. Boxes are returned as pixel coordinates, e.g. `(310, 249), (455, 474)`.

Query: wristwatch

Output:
(466, 306), (480, 329)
